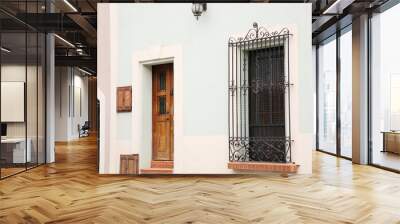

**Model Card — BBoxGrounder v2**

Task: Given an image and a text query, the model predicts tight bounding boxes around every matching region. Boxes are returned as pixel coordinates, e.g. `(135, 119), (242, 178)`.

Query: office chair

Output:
(79, 121), (90, 138)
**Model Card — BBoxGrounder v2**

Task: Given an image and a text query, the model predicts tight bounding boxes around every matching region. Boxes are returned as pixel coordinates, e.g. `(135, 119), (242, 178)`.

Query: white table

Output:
(1, 138), (31, 163)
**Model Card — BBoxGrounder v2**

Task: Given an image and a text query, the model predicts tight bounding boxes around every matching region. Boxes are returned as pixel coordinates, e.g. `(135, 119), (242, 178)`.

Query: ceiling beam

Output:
(322, 0), (355, 14)
(67, 13), (97, 39)
(55, 55), (96, 69)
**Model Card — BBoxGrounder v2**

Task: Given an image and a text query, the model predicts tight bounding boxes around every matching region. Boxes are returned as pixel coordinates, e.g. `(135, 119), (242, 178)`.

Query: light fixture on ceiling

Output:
(76, 48), (83, 55)
(1, 47), (11, 53)
(75, 42), (84, 48)
(192, 3), (207, 20)
(322, 0), (354, 15)
(63, 0), (78, 12)
(54, 34), (75, 48)
(78, 67), (93, 76)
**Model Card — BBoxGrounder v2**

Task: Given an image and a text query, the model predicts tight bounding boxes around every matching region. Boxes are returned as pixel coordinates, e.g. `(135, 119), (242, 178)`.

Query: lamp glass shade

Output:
(192, 3), (202, 17)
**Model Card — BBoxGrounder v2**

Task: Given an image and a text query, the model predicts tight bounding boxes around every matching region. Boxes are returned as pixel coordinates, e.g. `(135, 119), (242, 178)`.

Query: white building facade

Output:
(97, 3), (314, 174)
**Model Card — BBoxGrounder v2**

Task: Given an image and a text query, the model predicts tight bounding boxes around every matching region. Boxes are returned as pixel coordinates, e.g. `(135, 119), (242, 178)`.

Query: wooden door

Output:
(152, 64), (174, 161)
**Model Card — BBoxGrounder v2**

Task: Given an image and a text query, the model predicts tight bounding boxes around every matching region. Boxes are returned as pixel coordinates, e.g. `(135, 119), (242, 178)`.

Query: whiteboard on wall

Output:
(1, 82), (25, 122)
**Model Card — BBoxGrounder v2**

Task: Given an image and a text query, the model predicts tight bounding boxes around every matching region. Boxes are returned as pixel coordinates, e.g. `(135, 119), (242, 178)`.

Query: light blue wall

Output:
(113, 3), (312, 136)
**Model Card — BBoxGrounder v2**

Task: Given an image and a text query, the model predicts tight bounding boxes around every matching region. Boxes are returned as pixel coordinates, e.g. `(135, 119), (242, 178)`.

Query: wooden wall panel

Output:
(120, 154), (139, 174)
(116, 86), (132, 112)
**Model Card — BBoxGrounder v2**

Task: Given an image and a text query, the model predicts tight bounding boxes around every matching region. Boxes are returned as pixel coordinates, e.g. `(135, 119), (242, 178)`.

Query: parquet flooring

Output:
(0, 167), (26, 178)
(1, 135), (400, 223)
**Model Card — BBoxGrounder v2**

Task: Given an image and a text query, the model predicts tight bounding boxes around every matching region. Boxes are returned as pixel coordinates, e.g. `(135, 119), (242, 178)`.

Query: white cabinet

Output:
(1, 138), (32, 163)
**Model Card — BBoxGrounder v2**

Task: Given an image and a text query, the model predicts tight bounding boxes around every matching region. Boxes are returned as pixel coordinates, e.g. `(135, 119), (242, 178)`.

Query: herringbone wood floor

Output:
(1, 136), (400, 224)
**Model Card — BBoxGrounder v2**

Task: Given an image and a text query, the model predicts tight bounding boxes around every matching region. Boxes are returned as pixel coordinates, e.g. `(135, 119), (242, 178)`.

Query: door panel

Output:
(152, 64), (174, 161)
(154, 121), (170, 159)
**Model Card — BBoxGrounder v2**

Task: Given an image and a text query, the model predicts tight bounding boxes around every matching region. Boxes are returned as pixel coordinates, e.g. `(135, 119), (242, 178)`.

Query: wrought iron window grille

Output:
(228, 22), (293, 163)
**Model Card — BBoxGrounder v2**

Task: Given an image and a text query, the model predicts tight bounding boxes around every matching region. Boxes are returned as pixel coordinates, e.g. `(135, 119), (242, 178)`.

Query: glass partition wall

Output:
(317, 35), (337, 155)
(0, 31), (27, 177)
(316, 26), (352, 159)
(370, 3), (400, 171)
(339, 28), (352, 159)
(0, 4), (46, 179)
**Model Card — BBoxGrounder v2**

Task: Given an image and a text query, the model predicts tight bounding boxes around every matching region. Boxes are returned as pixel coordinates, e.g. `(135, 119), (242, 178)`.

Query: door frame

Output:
(131, 45), (183, 171)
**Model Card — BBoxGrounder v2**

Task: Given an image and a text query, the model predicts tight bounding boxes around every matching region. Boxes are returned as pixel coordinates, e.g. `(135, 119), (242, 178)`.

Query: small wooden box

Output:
(120, 154), (139, 175)
(117, 86), (132, 112)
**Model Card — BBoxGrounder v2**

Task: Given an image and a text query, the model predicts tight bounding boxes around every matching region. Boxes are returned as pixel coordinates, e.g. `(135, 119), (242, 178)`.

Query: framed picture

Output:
(117, 86), (132, 112)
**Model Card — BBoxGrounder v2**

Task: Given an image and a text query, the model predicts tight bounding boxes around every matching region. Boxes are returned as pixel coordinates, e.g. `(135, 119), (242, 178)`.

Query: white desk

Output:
(1, 138), (31, 163)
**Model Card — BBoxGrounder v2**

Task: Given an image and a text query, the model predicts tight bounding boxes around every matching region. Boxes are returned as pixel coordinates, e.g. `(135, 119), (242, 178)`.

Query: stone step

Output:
(151, 160), (174, 169)
(140, 168), (173, 174)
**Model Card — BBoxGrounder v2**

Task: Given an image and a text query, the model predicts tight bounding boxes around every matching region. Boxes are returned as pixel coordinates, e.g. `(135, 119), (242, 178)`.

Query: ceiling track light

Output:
(63, 0), (78, 12)
(78, 67), (93, 76)
(54, 34), (75, 48)
(1, 47), (11, 53)
(76, 48), (83, 54)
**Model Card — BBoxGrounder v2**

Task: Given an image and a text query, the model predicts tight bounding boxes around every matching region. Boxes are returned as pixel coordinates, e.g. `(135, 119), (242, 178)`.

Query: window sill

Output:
(227, 162), (299, 173)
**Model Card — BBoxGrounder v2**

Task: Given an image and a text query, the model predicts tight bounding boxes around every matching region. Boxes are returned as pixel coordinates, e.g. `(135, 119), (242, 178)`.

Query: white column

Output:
(46, 32), (55, 163)
(352, 14), (369, 164)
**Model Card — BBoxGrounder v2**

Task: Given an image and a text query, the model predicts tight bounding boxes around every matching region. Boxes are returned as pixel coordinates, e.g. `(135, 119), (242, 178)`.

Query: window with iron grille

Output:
(228, 23), (292, 163)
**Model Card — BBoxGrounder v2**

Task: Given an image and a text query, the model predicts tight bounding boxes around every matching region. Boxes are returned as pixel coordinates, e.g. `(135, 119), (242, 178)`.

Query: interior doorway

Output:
(53, 67), (98, 172)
